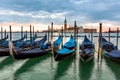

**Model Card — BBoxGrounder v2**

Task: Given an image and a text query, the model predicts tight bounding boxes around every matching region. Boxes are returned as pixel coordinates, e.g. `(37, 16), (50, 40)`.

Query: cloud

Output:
(0, 0), (120, 31)
(70, 0), (88, 4)
(0, 9), (68, 18)
(0, 9), (69, 25)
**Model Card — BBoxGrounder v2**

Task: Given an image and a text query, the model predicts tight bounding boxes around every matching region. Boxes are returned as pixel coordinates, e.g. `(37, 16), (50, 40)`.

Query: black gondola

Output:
(11, 35), (62, 59)
(101, 37), (120, 63)
(0, 35), (26, 56)
(79, 36), (95, 62)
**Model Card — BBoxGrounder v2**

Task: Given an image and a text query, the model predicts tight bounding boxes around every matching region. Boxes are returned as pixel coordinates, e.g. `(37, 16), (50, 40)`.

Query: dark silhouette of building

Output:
(83, 29), (97, 33)
(64, 18), (67, 31)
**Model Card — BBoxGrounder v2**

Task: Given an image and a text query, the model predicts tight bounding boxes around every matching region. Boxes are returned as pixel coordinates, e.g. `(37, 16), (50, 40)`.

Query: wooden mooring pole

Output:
(98, 23), (102, 62)
(108, 27), (110, 42)
(74, 21), (77, 39)
(116, 28), (119, 49)
(51, 22), (53, 41)
(9, 25), (12, 42)
(74, 21), (77, 59)
(91, 29), (93, 42)
(26, 31), (27, 40)
(33, 26), (34, 38)
(9, 25), (15, 60)
(51, 22), (53, 53)
(30, 25), (32, 47)
(4, 29), (6, 38)
(48, 26), (50, 42)
(21, 26), (23, 38)
(1, 27), (3, 39)
(9, 25), (14, 58)
(61, 27), (63, 48)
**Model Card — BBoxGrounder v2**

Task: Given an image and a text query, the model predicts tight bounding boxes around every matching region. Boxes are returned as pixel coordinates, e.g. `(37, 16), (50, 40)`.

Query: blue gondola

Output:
(79, 35), (95, 62)
(20, 34), (37, 48)
(0, 34), (26, 48)
(0, 35), (27, 56)
(0, 34), (9, 47)
(0, 34), (8, 42)
(41, 34), (62, 50)
(11, 35), (62, 59)
(101, 37), (120, 63)
(54, 35), (75, 61)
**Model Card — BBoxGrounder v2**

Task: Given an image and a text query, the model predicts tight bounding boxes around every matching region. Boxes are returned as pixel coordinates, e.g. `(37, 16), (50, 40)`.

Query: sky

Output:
(0, 0), (120, 32)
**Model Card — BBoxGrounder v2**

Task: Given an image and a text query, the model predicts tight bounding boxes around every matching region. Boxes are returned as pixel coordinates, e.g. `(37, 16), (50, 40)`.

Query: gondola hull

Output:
(80, 53), (94, 62)
(54, 51), (75, 61)
(104, 54), (120, 63)
(0, 48), (10, 56)
(0, 34), (47, 57)
(54, 48), (75, 61)
(101, 37), (120, 63)
(9, 34), (62, 59)
(103, 50), (120, 63)
(13, 48), (51, 59)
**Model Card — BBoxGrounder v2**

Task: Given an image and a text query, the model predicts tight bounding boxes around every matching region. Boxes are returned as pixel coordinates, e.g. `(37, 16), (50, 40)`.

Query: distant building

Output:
(65, 26), (83, 33)
(42, 18), (96, 33)
(64, 18), (67, 31)
(83, 28), (97, 33)
(107, 28), (120, 33)
(66, 27), (74, 33)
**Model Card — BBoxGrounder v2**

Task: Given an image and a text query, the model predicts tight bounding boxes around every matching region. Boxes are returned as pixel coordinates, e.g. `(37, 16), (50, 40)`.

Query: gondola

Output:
(20, 33), (37, 48)
(1, 34), (26, 48)
(11, 35), (62, 59)
(101, 37), (120, 63)
(54, 35), (75, 61)
(0, 35), (27, 56)
(0, 34), (9, 47)
(79, 35), (95, 62)
(0, 34), (37, 56)
(0, 34), (8, 42)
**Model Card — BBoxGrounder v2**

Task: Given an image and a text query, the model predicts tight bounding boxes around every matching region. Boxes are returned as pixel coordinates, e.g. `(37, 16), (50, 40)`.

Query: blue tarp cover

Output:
(64, 36), (75, 49)
(54, 35), (62, 47)
(57, 48), (74, 55)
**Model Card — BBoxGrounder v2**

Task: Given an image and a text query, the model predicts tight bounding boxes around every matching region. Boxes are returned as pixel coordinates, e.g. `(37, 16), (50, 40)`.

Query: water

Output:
(0, 32), (120, 80)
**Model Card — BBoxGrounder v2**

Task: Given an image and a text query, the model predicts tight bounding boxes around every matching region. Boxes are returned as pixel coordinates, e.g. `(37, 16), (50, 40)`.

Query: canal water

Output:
(0, 32), (120, 80)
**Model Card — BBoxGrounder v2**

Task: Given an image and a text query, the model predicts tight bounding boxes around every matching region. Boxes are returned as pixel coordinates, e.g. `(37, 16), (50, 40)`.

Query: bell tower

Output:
(64, 18), (67, 31)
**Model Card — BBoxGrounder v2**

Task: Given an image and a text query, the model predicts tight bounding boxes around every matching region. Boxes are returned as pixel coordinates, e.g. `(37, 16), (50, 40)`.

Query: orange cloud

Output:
(0, 22), (63, 32)
(0, 22), (119, 32)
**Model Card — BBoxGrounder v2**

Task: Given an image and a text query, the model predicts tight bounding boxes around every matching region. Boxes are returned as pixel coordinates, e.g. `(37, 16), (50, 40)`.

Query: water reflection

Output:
(53, 55), (74, 80)
(79, 59), (94, 80)
(50, 54), (54, 70)
(0, 56), (14, 69)
(105, 58), (120, 80)
(14, 53), (51, 80)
